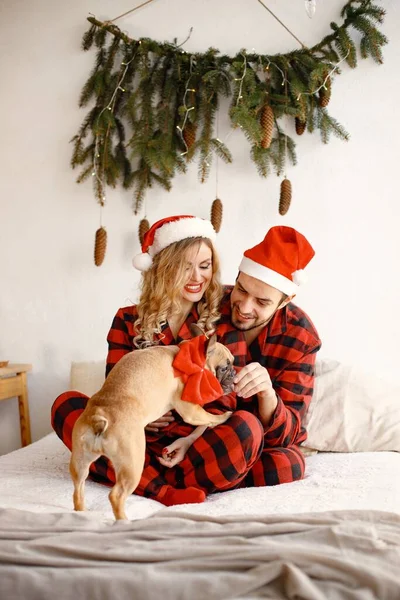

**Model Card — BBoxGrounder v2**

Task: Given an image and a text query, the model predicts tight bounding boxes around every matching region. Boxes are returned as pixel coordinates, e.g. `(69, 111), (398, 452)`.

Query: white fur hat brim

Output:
(149, 217), (216, 257)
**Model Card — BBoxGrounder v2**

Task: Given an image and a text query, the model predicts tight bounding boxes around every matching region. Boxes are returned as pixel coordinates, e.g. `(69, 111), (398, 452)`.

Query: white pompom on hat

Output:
(238, 226), (315, 295)
(132, 215), (217, 272)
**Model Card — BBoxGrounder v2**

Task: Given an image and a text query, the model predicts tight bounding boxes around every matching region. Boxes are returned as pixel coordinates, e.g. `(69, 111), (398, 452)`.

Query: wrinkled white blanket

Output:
(0, 433), (400, 520)
(0, 508), (399, 599)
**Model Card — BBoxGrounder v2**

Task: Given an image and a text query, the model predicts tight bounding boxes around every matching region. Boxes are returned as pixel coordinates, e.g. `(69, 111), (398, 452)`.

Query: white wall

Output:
(1, 0), (399, 455)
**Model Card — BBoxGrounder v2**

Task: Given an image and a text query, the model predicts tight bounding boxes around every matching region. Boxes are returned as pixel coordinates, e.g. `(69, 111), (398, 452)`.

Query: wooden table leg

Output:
(17, 372), (32, 446)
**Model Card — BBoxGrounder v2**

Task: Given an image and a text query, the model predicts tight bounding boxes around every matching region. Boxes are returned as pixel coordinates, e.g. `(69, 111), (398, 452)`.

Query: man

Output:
(214, 225), (321, 486)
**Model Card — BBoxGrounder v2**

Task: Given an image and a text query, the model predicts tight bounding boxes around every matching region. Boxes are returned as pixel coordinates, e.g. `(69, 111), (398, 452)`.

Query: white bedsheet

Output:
(1, 433), (399, 521)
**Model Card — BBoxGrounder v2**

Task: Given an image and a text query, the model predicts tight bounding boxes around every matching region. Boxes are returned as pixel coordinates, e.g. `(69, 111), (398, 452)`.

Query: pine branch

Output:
(286, 135), (298, 166)
(72, 5), (387, 209)
(269, 133), (285, 176)
(202, 67), (232, 97)
(317, 107), (350, 143)
(197, 78), (218, 183)
(94, 26), (108, 49)
(70, 135), (84, 168)
(82, 24), (97, 52)
(250, 145), (273, 178)
(210, 138), (233, 163)
(76, 164), (94, 184)
(306, 96), (317, 133)
(230, 105), (262, 145)
(337, 27), (358, 68)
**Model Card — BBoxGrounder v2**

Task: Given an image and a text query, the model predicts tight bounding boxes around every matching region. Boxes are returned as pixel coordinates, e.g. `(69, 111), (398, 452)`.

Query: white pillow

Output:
(303, 359), (400, 452)
(70, 361), (105, 397)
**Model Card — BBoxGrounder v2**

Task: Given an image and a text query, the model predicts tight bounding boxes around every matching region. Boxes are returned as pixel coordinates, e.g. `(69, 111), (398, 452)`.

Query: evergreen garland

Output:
(71, 0), (387, 212)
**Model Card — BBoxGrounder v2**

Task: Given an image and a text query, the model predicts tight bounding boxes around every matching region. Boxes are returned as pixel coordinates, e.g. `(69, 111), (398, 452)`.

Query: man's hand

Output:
(145, 411), (175, 433)
(157, 437), (192, 468)
(234, 362), (274, 399)
(234, 363), (278, 426)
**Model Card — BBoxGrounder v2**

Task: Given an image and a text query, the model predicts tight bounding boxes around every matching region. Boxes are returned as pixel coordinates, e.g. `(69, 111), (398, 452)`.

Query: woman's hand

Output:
(157, 437), (192, 468)
(145, 411), (175, 433)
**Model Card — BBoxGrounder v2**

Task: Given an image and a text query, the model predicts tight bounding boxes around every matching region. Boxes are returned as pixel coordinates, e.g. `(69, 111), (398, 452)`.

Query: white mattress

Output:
(1, 433), (399, 521)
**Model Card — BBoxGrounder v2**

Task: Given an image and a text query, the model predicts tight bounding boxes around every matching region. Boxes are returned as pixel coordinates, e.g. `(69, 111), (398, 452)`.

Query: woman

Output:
(52, 215), (263, 506)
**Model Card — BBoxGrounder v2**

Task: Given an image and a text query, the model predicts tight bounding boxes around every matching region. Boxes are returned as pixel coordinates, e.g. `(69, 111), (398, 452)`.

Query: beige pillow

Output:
(303, 359), (400, 452)
(70, 361), (105, 397)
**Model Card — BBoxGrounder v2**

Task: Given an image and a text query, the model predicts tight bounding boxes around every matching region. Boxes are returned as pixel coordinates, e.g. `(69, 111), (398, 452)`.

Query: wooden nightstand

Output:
(0, 364), (32, 447)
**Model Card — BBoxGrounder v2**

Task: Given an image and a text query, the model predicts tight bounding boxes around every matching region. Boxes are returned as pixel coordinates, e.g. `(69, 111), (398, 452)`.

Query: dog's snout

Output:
(216, 362), (236, 394)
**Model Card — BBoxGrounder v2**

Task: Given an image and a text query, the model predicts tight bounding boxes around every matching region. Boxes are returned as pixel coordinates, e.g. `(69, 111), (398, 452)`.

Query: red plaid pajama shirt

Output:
(51, 287), (320, 500)
(216, 286), (321, 487)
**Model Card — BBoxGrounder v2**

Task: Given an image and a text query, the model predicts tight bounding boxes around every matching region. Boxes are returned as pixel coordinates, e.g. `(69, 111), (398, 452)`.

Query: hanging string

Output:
(284, 72), (288, 178)
(215, 112), (220, 197)
(278, 68), (292, 217)
(256, 0), (306, 49)
(109, 0), (159, 23)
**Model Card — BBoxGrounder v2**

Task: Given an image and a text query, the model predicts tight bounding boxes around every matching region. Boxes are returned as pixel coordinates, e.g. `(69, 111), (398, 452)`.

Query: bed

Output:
(0, 358), (399, 599)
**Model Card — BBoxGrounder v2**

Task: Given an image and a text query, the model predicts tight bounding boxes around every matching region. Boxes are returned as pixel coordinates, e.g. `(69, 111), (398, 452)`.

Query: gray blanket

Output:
(0, 508), (399, 599)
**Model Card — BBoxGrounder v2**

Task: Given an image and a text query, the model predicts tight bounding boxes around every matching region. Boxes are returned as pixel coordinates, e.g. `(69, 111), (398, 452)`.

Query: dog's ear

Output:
(206, 334), (218, 356)
(190, 323), (205, 338)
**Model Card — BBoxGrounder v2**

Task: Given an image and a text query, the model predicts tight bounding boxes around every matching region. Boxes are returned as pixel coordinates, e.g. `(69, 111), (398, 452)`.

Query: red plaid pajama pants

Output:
(51, 391), (304, 501)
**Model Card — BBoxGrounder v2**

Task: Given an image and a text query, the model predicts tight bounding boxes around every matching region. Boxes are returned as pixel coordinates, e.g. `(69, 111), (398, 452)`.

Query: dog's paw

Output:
(208, 411), (233, 427)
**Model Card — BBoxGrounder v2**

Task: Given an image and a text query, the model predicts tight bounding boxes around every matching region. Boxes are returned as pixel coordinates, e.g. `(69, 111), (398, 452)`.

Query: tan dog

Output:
(70, 331), (235, 520)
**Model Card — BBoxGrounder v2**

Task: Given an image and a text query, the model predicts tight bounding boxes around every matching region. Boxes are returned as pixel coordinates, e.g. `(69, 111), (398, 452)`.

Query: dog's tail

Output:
(91, 414), (108, 435)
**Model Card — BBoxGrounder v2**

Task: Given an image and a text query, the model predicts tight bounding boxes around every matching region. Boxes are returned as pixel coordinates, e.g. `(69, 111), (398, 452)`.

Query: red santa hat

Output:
(133, 215), (217, 272)
(238, 226), (315, 296)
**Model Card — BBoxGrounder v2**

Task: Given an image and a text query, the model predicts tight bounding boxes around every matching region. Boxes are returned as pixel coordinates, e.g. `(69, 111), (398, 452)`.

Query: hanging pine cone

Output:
(279, 179), (292, 216)
(295, 117), (306, 136)
(94, 226), (107, 266)
(260, 104), (274, 149)
(138, 218), (150, 246)
(318, 76), (331, 107)
(210, 198), (223, 233)
(182, 122), (197, 150)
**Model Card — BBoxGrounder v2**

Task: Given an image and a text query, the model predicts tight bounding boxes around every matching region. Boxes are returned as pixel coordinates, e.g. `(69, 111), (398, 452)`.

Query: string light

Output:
(296, 48), (350, 100)
(264, 57), (287, 86)
(92, 48), (138, 205)
(259, 49), (350, 102)
(235, 53), (247, 106)
(177, 55), (197, 156)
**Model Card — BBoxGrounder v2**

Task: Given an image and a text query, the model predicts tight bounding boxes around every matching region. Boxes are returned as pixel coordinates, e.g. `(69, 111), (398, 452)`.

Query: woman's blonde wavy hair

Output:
(134, 237), (222, 348)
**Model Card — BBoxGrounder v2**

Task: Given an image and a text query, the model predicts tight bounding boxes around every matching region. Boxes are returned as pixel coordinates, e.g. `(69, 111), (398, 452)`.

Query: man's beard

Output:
(230, 307), (270, 332)
(231, 316), (271, 331)
(230, 304), (275, 332)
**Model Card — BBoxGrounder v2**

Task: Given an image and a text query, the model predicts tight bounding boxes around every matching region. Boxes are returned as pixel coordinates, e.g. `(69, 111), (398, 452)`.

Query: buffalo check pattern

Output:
(51, 287), (320, 499)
